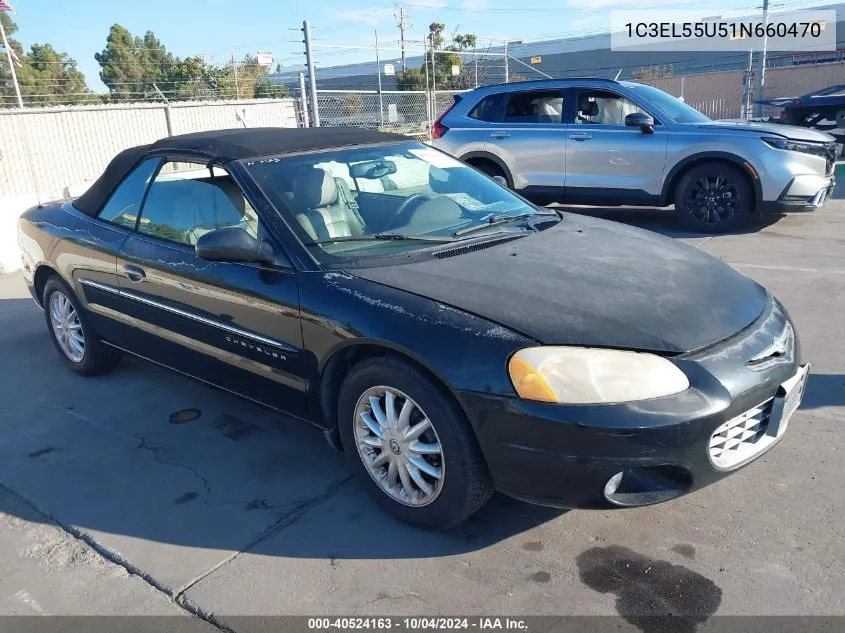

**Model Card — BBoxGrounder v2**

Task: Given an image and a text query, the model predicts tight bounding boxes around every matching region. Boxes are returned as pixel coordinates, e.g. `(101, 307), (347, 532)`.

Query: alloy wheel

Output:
(353, 386), (445, 507)
(49, 291), (85, 363)
(683, 175), (741, 225)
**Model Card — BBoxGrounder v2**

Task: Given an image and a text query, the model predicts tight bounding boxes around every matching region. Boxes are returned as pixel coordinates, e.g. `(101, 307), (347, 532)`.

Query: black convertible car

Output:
(18, 128), (809, 529)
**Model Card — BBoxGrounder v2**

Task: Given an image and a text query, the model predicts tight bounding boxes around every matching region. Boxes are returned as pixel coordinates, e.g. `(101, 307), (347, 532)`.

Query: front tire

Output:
(673, 163), (752, 233)
(43, 276), (120, 376)
(338, 357), (493, 530)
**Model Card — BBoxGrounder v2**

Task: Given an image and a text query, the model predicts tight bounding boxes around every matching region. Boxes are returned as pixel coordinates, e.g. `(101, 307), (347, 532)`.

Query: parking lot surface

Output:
(1, 202), (844, 628)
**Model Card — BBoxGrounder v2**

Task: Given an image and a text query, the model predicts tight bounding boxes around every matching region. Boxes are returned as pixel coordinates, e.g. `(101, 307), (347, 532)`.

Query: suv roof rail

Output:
(478, 77), (621, 89)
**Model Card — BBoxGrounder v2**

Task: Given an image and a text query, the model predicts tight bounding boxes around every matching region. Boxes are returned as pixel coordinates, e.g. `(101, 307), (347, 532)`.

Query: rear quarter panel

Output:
(18, 202), (128, 307)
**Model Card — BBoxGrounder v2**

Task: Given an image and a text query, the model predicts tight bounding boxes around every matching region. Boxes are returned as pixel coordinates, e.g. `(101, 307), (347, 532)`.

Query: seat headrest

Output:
(581, 101), (599, 117)
(293, 168), (338, 209)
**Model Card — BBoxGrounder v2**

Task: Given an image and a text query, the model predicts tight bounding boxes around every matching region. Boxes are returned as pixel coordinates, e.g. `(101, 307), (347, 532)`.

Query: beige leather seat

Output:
(292, 168), (365, 241)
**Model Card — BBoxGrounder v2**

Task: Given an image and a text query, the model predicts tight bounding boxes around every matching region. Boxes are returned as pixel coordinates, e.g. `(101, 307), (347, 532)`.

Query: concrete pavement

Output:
(0, 204), (843, 629)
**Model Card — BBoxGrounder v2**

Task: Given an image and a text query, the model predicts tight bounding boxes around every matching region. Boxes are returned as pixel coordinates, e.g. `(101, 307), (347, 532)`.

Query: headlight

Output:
(762, 137), (827, 156)
(508, 347), (690, 404)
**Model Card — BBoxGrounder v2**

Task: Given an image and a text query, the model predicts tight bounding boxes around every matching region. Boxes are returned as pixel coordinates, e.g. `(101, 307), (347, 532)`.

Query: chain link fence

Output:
(621, 61), (845, 122)
(313, 89), (466, 140)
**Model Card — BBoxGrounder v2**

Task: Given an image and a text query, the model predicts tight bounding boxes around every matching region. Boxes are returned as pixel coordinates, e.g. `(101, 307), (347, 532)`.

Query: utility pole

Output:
(298, 72), (310, 127)
(0, 16), (23, 108)
(302, 20), (320, 126)
(395, 4), (411, 72)
(753, 0), (770, 117)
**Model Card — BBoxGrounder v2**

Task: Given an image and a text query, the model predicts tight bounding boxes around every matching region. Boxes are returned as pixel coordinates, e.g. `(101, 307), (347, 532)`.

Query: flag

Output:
(8, 46), (22, 67)
(0, 1), (14, 13)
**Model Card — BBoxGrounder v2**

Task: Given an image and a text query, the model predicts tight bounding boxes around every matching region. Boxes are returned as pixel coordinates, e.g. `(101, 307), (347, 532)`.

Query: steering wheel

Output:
(389, 194), (433, 229)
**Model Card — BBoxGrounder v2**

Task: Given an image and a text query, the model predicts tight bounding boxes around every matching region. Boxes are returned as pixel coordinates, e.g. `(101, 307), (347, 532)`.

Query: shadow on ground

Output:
(801, 373), (845, 410)
(0, 292), (565, 561)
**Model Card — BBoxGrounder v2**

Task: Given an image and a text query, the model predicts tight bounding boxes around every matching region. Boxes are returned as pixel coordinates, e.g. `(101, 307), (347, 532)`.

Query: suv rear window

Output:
(468, 95), (500, 122)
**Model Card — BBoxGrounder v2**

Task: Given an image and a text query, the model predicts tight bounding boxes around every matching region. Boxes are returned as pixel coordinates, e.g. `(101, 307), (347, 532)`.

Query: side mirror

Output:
(196, 226), (275, 264)
(625, 112), (655, 134)
(491, 175), (508, 188)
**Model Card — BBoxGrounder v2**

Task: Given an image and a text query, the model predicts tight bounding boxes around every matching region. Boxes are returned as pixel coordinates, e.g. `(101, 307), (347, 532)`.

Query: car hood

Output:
(703, 120), (836, 143)
(351, 215), (769, 354)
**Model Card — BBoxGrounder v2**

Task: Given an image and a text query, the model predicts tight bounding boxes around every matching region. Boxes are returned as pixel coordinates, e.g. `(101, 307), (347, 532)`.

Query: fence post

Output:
(298, 72), (311, 127)
(425, 90), (432, 142)
(163, 105), (174, 136)
(375, 30), (385, 128)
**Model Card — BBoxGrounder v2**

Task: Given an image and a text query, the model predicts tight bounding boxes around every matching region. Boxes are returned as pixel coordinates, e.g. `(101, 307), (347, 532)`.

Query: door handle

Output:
(490, 132), (510, 139)
(123, 264), (146, 283)
(568, 133), (592, 141)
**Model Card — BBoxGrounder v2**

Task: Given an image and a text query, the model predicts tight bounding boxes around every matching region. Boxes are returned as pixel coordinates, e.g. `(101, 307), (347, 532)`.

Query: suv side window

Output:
(575, 89), (650, 126)
(503, 90), (565, 124)
(468, 95), (500, 122)
(97, 157), (163, 228)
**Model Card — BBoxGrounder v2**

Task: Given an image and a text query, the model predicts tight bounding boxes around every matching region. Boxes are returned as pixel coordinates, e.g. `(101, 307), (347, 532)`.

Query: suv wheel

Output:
(673, 163), (752, 233)
(470, 160), (507, 185)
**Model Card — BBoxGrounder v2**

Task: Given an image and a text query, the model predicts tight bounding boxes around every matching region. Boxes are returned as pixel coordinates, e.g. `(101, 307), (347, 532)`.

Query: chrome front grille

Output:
(709, 399), (776, 470)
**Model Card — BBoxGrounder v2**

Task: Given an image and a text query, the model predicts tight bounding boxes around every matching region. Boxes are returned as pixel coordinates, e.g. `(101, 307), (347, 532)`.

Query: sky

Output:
(8, 0), (821, 91)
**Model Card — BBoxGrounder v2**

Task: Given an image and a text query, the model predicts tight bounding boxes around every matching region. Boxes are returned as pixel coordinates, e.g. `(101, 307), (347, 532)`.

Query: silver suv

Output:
(430, 78), (838, 233)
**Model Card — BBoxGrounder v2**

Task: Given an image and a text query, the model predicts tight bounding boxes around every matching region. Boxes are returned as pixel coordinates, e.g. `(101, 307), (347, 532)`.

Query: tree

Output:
(396, 23), (477, 92)
(95, 25), (209, 101)
(254, 77), (288, 99)
(396, 67), (426, 91)
(631, 65), (674, 82)
(1, 13), (94, 107)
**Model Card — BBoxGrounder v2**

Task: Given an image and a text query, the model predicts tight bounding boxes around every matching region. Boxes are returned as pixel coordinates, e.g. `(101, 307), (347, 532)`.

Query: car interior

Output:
(138, 167), (265, 246)
(284, 164), (473, 242)
(504, 91), (564, 124)
(577, 89), (646, 125)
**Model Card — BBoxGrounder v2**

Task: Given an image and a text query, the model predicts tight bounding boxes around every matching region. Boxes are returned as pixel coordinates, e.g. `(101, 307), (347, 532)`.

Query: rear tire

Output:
(338, 356), (493, 530)
(673, 163), (752, 234)
(43, 276), (120, 376)
(470, 160), (507, 185)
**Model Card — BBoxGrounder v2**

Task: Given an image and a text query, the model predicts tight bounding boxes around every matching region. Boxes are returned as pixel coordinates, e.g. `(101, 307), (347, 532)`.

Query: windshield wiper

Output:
(454, 211), (560, 237)
(306, 233), (456, 245)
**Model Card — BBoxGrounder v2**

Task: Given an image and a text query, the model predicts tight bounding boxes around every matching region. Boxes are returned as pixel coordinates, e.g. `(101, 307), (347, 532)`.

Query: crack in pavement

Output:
(0, 473), (353, 632)
(0, 480), (233, 631)
(135, 437), (212, 495)
(173, 475), (354, 601)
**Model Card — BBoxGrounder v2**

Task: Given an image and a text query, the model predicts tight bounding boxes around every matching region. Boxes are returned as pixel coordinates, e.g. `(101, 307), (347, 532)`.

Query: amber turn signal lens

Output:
(508, 355), (558, 403)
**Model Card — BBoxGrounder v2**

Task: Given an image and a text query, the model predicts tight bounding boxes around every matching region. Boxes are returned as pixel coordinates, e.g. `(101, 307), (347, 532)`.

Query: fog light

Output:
(603, 466), (692, 507)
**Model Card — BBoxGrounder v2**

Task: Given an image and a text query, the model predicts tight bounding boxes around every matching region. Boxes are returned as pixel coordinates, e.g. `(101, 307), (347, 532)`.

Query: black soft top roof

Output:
(74, 127), (409, 216)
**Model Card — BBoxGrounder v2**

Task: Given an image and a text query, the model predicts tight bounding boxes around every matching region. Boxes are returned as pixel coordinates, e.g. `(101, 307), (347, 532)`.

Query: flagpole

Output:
(0, 15), (23, 108)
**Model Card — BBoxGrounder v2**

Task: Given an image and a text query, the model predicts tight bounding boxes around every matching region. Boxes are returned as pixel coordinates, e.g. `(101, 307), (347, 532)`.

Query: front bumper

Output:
(762, 174), (836, 212)
(459, 298), (805, 509)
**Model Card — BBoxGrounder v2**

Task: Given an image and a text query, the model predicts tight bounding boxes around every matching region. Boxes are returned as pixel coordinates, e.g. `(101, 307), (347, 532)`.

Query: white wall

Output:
(0, 194), (39, 273)
(0, 98), (300, 274)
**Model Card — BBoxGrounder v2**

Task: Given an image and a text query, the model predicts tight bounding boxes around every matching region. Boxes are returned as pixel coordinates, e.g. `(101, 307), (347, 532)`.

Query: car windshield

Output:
(243, 141), (551, 262)
(627, 84), (711, 124)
